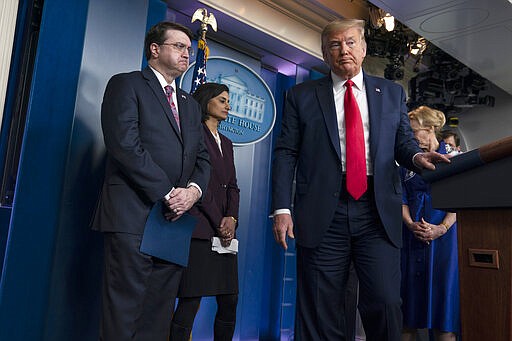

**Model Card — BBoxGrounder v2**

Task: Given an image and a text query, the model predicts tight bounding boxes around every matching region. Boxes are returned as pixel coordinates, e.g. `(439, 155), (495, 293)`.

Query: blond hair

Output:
(321, 19), (366, 52)
(408, 106), (446, 132)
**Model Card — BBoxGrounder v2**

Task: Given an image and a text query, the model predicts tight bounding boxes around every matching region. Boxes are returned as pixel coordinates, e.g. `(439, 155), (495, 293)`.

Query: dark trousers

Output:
(170, 294), (238, 341)
(294, 185), (402, 341)
(99, 232), (183, 341)
(345, 261), (358, 341)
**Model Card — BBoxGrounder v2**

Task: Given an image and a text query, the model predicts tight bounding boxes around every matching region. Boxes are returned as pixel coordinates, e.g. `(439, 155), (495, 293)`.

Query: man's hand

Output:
(164, 187), (200, 221)
(413, 151), (450, 171)
(273, 213), (295, 250)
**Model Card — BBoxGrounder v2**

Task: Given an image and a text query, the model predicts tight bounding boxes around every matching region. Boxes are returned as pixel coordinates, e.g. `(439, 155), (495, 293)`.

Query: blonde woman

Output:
(400, 106), (459, 341)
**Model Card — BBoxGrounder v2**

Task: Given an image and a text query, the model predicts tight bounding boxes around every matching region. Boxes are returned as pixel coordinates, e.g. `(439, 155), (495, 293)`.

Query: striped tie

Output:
(164, 85), (181, 131)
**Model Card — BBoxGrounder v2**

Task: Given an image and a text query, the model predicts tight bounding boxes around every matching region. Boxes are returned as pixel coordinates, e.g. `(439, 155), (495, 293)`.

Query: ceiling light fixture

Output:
(383, 13), (395, 31)
(409, 37), (427, 56)
(368, 6), (395, 32)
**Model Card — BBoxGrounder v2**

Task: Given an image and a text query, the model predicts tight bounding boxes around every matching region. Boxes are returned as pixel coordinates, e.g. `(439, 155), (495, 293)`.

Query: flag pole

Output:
(190, 8), (217, 93)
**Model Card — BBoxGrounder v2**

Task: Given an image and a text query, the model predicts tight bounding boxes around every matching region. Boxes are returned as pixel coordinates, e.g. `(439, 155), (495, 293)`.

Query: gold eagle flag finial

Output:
(191, 8), (217, 40)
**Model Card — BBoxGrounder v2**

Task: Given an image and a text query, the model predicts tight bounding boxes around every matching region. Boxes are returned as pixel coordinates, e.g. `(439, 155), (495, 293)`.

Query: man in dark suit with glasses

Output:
(92, 21), (209, 340)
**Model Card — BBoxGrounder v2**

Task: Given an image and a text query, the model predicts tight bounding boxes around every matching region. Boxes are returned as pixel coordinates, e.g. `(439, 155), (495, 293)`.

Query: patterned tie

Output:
(164, 85), (180, 131)
(344, 79), (367, 200)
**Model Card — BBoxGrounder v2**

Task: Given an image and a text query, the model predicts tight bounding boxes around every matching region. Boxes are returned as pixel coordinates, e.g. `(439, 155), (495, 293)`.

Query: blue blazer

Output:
(92, 67), (210, 234)
(272, 73), (421, 248)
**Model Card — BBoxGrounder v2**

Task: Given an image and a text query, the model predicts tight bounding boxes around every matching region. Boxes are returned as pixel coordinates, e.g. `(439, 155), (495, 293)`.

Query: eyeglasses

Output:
(160, 42), (194, 57)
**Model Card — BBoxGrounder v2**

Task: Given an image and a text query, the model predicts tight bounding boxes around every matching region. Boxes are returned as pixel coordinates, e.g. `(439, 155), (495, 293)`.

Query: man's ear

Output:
(150, 43), (159, 59)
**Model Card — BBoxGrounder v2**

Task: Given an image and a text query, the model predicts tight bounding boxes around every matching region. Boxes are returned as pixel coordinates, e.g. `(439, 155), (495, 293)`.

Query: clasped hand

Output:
(218, 217), (236, 247)
(407, 217), (446, 244)
(164, 187), (200, 221)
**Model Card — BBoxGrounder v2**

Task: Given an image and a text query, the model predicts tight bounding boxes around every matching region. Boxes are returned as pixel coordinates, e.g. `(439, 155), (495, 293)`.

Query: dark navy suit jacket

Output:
(272, 72), (421, 248)
(92, 67), (210, 234)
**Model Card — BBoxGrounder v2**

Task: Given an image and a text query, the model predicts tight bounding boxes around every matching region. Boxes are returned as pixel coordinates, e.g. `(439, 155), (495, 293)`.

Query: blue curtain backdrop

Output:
(0, 0), (165, 340)
(0, 0), (324, 339)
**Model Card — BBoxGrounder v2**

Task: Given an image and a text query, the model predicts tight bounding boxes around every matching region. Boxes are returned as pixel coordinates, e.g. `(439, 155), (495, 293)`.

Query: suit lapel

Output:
(316, 77), (342, 161)
(202, 124), (228, 182)
(202, 124), (218, 156)
(177, 88), (195, 144)
(364, 74), (383, 163)
(217, 135), (231, 182)
(142, 67), (183, 142)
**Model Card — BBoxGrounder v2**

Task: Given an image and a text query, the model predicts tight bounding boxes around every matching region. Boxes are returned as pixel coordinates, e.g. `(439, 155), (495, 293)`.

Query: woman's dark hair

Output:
(144, 21), (193, 61)
(192, 83), (230, 121)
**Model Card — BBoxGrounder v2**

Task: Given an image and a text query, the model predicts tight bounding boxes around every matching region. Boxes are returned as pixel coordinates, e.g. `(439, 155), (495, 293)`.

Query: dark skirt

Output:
(178, 238), (238, 297)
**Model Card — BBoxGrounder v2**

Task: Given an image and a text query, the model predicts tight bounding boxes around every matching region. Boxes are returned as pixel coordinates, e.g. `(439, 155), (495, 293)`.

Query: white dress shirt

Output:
(149, 66), (202, 199)
(331, 70), (373, 175)
(211, 130), (223, 155)
(274, 71), (373, 217)
(149, 66), (180, 112)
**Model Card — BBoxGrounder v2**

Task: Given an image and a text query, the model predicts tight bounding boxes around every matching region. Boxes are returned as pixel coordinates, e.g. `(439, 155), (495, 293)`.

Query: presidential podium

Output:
(424, 136), (512, 340)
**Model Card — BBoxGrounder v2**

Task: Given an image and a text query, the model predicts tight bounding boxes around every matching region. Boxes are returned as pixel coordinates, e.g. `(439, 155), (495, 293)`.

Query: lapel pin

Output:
(181, 94), (187, 99)
(375, 87), (381, 93)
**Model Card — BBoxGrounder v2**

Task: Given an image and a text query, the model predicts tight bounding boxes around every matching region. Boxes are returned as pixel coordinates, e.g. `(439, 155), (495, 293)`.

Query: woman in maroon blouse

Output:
(170, 83), (240, 341)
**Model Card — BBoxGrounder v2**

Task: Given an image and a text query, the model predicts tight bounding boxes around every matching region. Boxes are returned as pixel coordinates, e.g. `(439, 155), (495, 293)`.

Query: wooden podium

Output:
(425, 136), (512, 340)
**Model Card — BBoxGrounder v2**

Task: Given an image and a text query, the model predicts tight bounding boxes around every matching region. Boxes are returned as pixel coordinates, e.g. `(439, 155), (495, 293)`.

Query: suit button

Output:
(221, 184), (227, 188)
(333, 192), (339, 197)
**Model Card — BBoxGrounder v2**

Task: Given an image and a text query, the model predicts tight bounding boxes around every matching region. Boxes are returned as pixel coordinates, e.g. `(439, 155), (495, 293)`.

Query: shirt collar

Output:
(331, 70), (364, 93)
(149, 65), (176, 92)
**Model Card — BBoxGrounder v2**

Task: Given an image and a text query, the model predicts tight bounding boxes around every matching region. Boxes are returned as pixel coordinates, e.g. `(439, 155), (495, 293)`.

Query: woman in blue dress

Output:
(400, 106), (460, 341)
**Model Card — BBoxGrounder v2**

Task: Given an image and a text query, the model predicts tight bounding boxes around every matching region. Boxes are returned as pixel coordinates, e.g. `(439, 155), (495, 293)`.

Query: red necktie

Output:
(164, 85), (181, 131)
(344, 79), (367, 200)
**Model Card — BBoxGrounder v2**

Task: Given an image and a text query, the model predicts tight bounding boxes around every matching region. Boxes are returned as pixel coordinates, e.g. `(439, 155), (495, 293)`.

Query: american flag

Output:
(190, 38), (209, 93)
